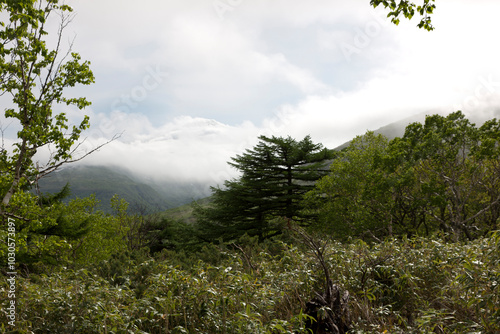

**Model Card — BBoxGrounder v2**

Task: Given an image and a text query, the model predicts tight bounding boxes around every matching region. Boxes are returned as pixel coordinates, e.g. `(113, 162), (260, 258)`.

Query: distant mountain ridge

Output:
(333, 111), (431, 151)
(37, 165), (211, 213)
(39, 111), (488, 213)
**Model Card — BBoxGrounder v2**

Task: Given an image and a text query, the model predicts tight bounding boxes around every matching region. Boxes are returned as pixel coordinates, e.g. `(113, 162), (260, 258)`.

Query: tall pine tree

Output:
(195, 135), (333, 241)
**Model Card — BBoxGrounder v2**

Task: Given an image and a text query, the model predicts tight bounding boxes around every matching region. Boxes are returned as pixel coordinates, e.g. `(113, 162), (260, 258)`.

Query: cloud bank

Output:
(3, 0), (500, 188)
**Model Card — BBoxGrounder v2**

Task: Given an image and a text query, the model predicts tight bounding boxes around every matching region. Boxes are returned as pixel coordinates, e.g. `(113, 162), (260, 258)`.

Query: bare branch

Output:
(35, 133), (122, 181)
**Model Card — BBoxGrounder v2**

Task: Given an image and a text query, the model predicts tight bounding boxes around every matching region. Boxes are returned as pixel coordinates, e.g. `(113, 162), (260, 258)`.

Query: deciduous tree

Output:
(307, 112), (500, 241)
(400, 112), (500, 240)
(0, 0), (95, 219)
(304, 132), (394, 240)
(0, 1), (114, 271)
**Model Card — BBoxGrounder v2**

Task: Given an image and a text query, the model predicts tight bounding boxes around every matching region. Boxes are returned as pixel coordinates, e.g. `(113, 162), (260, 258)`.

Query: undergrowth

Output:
(1, 231), (499, 333)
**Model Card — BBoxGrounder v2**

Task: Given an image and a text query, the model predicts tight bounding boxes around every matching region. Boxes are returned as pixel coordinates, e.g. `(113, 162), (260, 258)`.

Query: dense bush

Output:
(333, 231), (500, 333)
(2, 231), (499, 333)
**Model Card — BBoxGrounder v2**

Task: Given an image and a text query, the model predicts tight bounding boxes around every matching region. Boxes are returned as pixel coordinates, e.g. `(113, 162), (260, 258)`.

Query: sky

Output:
(3, 0), (500, 187)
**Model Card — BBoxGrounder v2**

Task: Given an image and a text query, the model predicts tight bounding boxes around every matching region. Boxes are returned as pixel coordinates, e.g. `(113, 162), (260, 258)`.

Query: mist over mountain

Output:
(37, 165), (212, 213)
(37, 110), (500, 213)
(335, 109), (500, 150)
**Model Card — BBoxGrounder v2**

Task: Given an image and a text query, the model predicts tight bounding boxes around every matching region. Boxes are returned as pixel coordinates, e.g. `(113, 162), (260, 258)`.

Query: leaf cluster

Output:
(370, 0), (436, 30)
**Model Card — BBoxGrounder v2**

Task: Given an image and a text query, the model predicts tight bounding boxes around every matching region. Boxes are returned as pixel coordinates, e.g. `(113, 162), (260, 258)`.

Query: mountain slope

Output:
(37, 112), (466, 214)
(37, 165), (210, 213)
(334, 111), (430, 150)
(161, 197), (213, 225)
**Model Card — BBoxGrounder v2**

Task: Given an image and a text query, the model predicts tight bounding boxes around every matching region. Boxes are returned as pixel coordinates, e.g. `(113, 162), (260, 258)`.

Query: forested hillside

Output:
(37, 165), (211, 213)
(1, 1), (499, 333)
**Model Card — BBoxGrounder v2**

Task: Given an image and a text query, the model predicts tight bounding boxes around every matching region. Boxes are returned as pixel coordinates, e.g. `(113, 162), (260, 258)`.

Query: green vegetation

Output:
(194, 135), (333, 242)
(2, 231), (499, 333)
(306, 111), (500, 242)
(0, 0), (100, 275)
(38, 166), (172, 213)
(162, 197), (212, 225)
(0, 0), (95, 217)
(1, 1), (499, 333)
(3, 112), (499, 333)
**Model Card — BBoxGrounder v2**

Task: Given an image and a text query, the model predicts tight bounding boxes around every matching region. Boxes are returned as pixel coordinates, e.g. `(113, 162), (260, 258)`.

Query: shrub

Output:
(1, 231), (498, 333)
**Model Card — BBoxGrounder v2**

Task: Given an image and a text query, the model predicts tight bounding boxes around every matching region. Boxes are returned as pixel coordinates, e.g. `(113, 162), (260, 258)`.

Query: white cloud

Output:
(69, 0), (378, 122)
(75, 112), (261, 185)
(4, 0), (500, 189)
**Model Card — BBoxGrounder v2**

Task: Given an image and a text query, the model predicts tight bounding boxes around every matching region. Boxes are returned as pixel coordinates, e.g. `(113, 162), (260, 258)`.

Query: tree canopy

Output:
(195, 135), (333, 241)
(0, 0), (99, 270)
(306, 111), (500, 241)
(0, 0), (95, 217)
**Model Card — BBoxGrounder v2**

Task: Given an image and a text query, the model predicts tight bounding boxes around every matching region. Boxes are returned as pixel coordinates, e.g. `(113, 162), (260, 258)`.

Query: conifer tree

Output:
(195, 135), (333, 241)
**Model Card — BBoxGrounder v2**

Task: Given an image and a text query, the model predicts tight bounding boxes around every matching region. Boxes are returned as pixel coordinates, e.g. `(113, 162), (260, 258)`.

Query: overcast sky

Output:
(3, 0), (500, 186)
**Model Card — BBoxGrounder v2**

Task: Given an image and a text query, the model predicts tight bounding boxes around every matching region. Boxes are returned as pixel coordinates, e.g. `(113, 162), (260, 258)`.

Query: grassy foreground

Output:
(1, 232), (499, 333)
